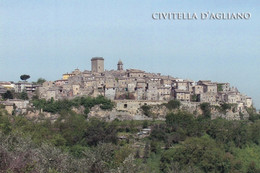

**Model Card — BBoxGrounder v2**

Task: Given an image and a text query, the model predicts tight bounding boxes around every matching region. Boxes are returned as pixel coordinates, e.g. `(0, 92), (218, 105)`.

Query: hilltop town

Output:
(0, 57), (253, 119)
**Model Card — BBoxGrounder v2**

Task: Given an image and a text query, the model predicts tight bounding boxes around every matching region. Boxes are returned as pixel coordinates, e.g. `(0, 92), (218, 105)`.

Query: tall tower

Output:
(91, 57), (104, 73)
(117, 60), (123, 71)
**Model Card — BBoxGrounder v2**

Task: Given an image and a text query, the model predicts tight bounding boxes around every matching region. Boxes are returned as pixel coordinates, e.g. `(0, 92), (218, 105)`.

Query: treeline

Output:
(0, 110), (146, 172)
(149, 111), (260, 172)
(1, 98), (260, 172)
(1, 90), (29, 100)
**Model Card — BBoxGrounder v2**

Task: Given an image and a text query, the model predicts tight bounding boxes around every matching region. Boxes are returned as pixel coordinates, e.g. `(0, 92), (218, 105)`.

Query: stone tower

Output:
(91, 57), (104, 73)
(117, 60), (123, 71)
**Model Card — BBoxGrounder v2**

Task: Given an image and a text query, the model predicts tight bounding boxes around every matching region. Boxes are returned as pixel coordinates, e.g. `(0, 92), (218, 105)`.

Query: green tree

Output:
(55, 113), (86, 146)
(165, 111), (194, 132)
(160, 136), (230, 173)
(249, 120), (260, 145)
(142, 120), (149, 128)
(165, 100), (181, 110)
(191, 94), (198, 102)
(0, 114), (12, 134)
(36, 78), (46, 85)
(20, 74), (30, 81)
(19, 91), (28, 100)
(82, 118), (117, 146)
(141, 105), (152, 117)
(200, 102), (211, 118)
(247, 162), (260, 173)
(150, 124), (166, 142)
(217, 84), (223, 92)
(2, 90), (13, 100)
(220, 103), (232, 114)
(143, 142), (150, 163)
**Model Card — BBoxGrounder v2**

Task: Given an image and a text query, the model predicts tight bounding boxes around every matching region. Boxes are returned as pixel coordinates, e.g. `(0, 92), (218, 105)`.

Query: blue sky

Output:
(0, 0), (260, 108)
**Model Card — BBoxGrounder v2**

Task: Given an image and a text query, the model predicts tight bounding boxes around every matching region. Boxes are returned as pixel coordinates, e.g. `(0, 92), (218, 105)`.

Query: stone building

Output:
(146, 81), (158, 100)
(0, 86), (7, 95)
(197, 80), (217, 93)
(0, 101), (13, 114)
(126, 69), (145, 78)
(117, 60), (123, 70)
(174, 89), (191, 101)
(104, 87), (116, 100)
(37, 57), (253, 110)
(172, 79), (193, 91)
(14, 82), (35, 93)
(192, 85), (203, 94)
(91, 57), (104, 73)
(224, 92), (240, 104)
(158, 86), (171, 100)
(198, 93), (217, 103)
(217, 83), (230, 92)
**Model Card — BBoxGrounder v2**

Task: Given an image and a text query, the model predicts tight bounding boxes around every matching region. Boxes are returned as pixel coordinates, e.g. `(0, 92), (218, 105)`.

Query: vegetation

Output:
(35, 77), (46, 85)
(1, 99), (260, 172)
(217, 84), (223, 92)
(1, 90), (13, 100)
(200, 102), (211, 118)
(141, 104), (152, 117)
(191, 94), (198, 102)
(32, 95), (114, 115)
(1, 90), (29, 101)
(20, 74), (30, 81)
(19, 91), (29, 100)
(164, 100), (181, 110)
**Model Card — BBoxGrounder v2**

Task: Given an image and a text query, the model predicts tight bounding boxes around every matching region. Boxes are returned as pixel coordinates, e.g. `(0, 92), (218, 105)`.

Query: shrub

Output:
(165, 100), (181, 110)
(200, 102), (211, 118)
(141, 105), (152, 117)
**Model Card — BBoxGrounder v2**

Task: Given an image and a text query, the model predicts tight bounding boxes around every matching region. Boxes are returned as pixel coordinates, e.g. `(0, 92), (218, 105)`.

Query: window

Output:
(124, 104), (127, 108)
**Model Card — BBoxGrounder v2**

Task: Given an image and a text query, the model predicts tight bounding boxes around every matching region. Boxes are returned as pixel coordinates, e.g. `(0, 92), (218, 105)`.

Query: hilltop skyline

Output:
(0, 0), (259, 108)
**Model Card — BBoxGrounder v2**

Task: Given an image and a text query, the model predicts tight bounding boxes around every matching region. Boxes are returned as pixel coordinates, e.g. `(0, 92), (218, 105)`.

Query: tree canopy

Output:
(20, 74), (30, 81)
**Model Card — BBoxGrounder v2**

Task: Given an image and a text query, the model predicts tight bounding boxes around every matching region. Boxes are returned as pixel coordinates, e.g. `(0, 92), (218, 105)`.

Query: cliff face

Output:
(210, 109), (249, 120)
(22, 101), (249, 121)
(88, 105), (154, 121)
(86, 101), (249, 121)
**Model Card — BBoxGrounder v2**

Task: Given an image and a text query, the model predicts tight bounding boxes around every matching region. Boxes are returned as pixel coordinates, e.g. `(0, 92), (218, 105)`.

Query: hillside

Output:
(1, 97), (260, 173)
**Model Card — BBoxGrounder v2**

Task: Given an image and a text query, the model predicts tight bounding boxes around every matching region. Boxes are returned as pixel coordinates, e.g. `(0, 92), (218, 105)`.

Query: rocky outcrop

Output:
(22, 100), (250, 121)
(88, 105), (155, 121)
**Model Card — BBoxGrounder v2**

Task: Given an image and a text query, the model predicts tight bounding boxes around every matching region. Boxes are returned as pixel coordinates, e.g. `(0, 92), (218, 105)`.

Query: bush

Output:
(165, 100), (181, 110)
(220, 103), (232, 114)
(32, 96), (114, 115)
(200, 102), (211, 118)
(160, 136), (230, 173)
(141, 105), (152, 117)
(142, 120), (149, 128)
(82, 118), (118, 146)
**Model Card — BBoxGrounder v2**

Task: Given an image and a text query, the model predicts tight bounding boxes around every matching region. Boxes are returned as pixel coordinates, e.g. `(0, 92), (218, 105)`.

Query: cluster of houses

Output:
(0, 81), (38, 94)
(0, 57), (253, 115)
(0, 81), (34, 114)
(36, 57), (253, 110)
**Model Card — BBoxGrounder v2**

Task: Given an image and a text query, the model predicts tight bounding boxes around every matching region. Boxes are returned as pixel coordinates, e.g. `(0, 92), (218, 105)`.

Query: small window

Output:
(124, 104), (127, 108)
